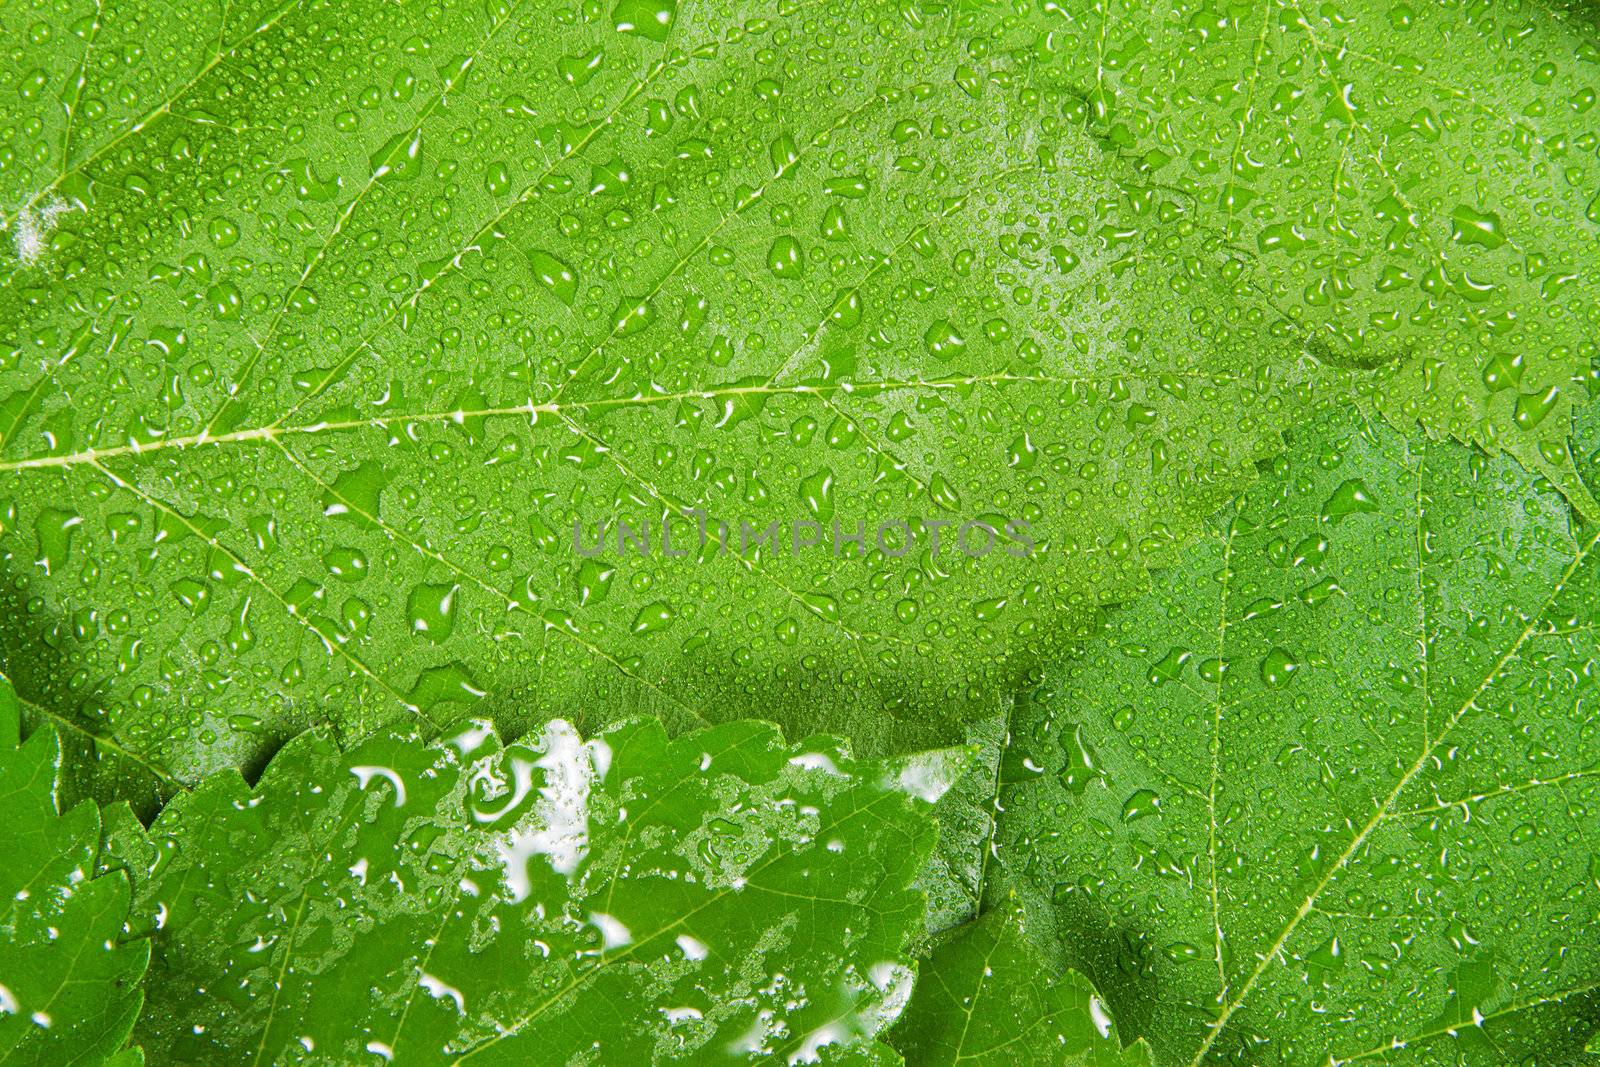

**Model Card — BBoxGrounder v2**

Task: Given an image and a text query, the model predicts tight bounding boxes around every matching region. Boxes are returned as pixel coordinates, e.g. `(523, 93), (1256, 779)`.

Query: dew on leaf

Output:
(631, 601), (675, 634)
(1120, 789), (1161, 823)
(406, 582), (459, 643)
(1320, 479), (1378, 524)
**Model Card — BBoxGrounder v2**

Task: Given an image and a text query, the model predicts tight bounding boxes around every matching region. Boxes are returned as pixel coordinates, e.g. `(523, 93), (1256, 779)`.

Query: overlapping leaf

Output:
(911, 705), (1007, 938)
(1014, 0), (1600, 506)
(993, 404), (1600, 1063)
(3, 2), (1597, 1059)
(0, 0), (1353, 798)
(0, 675), (147, 1065)
(111, 713), (937, 1063)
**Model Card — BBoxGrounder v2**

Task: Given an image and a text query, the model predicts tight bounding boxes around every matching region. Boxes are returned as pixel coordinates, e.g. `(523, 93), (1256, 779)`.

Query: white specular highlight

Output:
(9, 197), (81, 265)
(495, 720), (612, 900)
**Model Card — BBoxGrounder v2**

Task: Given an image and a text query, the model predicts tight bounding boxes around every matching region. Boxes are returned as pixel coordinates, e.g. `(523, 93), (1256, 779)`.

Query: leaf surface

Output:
(120, 713), (935, 1063)
(0, 675), (147, 1066)
(1025, 0), (1600, 505)
(994, 404), (1600, 1064)
(0, 0), (1350, 793)
(911, 706), (1007, 939)
(892, 898), (1151, 1066)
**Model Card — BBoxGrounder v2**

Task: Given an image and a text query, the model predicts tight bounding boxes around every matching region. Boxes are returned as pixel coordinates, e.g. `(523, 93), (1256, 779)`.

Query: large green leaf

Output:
(0, 0), (1346, 796)
(115, 713), (937, 1063)
(891, 897), (1152, 1066)
(993, 404), (1600, 1063)
(1020, 0), (1600, 507)
(0, 675), (147, 1066)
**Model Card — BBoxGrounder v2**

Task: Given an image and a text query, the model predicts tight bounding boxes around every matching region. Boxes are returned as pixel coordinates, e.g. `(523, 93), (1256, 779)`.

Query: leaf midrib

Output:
(0, 369), (1230, 473)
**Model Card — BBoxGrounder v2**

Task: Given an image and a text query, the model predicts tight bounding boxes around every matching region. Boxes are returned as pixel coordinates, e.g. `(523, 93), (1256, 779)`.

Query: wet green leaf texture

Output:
(912, 706), (1008, 939)
(0, 675), (148, 1066)
(892, 897), (1152, 1066)
(0, 0), (1344, 792)
(994, 405), (1600, 1064)
(1021, 0), (1600, 506)
(119, 714), (935, 1063)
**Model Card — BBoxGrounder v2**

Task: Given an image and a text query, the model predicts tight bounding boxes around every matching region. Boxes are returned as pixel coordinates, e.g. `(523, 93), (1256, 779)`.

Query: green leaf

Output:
(0, 0), (1345, 794)
(0, 675), (147, 1065)
(120, 713), (936, 1063)
(892, 898), (1151, 1066)
(994, 405), (1600, 1064)
(1572, 379), (1600, 496)
(1031, 0), (1600, 507)
(911, 704), (1007, 940)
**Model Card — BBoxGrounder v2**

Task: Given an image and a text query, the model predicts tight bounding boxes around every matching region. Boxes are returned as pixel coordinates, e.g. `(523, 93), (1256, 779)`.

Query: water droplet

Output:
(1514, 386), (1560, 430)
(324, 462), (390, 526)
(528, 250), (578, 305)
(799, 469), (834, 521)
(820, 204), (848, 240)
(1320, 479), (1377, 524)
(1260, 647), (1299, 688)
(370, 129), (423, 180)
(923, 318), (966, 358)
(927, 474), (961, 511)
(557, 48), (604, 88)
(1305, 935), (1344, 987)
(33, 508), (80, 576)
(611, 295), (655, 337)
(208, 217), (239, 248)
(1121, 789), (1162, 822)
(632, 601), (675, 634)
(407, 583), (459, 643)
(1449, 204), (1506, 249)
(612, 0), (676, 41)
(800, 592), (838, 623)
(767, 235), (804, 279)
(406, 663), (485, 711)
(1298, 576), (1342, 607)
(577, 560), (614, 607)
(1059, 724), (1103, 795)
(1148, 647), (1191, 686)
